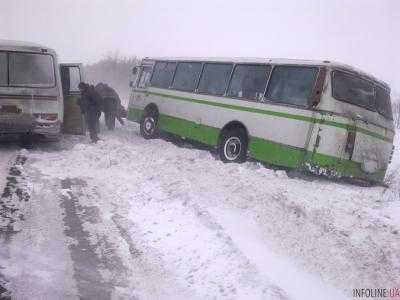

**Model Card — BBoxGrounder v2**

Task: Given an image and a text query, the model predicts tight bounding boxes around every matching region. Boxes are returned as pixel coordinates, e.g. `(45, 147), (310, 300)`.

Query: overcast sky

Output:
(1, 0), (399, 92)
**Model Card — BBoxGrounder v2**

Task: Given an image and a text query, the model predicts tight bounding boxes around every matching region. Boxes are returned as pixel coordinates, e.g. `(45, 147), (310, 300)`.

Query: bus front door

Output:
(60, 64), (86, 135)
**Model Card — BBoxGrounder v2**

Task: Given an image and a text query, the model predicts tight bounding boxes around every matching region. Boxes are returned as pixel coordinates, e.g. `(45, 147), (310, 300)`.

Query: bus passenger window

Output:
(198, 63), (233, 96)
(0, 53), (7, 86)
(266, 66), (318, 107)
(172, 62), (202, 92)
(69, 67), (81, 92)
(151, 62), (176, 89)
(227, 65), (270, 101)
(60, 66), (81, 94)
(332, 71), (375, 110)
(375, 86), (393, 120)
(138, 66), (152, 88)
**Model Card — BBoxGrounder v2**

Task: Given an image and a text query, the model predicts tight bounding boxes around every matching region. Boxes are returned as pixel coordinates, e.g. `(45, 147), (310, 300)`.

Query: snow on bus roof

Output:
(144, 56), (389, 89)
(0, 39), (56, 54)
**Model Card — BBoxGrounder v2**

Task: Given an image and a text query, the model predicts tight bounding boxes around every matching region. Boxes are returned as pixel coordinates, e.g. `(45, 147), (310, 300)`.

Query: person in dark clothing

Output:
(77, 82), (102, 143)
(95, 83), (125, 130)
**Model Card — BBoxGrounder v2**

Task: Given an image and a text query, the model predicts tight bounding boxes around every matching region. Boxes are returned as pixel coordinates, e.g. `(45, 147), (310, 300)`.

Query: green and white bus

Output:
(128, 57), (394, 183)
(0, 40), (86, 140)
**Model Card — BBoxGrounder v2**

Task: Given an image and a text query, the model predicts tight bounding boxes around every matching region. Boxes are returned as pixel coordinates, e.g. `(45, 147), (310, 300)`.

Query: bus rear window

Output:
(332, 71), (375, 110)
(375, 86), (393, 120)
(9, 53), (55, 87)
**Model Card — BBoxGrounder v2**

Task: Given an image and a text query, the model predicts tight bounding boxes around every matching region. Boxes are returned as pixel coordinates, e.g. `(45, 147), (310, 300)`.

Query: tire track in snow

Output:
(111, 214), (142, 259)
(0, 157), (78, 299)
(0, 154), (28, 300)
(115, 157), (290, 300)
(60, 178), (113, 300)
(60, 177), (197, 300)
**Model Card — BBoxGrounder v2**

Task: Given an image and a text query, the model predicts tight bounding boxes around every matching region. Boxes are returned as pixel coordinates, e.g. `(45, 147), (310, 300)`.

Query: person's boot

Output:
(90, 137), (100, 143)
(20, 133), (34, 149)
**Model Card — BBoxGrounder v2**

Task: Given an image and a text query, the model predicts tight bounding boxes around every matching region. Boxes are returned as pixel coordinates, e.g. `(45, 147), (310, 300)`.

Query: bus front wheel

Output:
(140, 111), (159, 139)
(219, 129), (247, 163)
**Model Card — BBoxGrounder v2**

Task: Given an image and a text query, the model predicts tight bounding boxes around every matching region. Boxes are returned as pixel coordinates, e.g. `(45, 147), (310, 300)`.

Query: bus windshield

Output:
(9, 52), (55, 87)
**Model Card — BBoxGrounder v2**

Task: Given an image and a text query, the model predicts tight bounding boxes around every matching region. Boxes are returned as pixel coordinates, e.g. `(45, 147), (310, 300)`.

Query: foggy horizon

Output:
(1, 0), (399, 93)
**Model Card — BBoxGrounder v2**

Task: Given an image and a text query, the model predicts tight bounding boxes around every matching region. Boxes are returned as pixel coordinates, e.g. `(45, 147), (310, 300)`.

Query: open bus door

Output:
(60, 64), (86, 135)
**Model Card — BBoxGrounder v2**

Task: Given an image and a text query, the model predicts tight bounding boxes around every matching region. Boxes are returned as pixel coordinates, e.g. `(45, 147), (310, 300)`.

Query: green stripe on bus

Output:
(128, 107), (386, 182)
(309, 152), (386, 182)
(139, 90), (392, 143)
(249, 136), (305, 168)
(158, 114), (220, 146)
(251, 136), (385, 182)
(128, 107), (143, 122)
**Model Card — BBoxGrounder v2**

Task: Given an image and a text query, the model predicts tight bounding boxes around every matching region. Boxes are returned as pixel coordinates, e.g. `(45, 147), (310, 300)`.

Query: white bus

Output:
(0, 40), (86, 140)
(128, 57), (394, 184)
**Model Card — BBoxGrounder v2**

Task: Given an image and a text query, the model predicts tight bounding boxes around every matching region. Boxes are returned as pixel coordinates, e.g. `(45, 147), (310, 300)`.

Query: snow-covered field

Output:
(0, 121), (399, 299)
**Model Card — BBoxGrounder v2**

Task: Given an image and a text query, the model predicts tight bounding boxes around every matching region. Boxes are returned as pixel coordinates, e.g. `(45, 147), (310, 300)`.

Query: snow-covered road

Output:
(0, 121), (399, 299)
(0, 144), (18, 193)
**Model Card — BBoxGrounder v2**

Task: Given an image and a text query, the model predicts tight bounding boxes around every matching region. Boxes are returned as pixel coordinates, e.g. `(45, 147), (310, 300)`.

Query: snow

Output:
(0, 121), (399, 299)
(212, 208), (347, 300)
(0, 146), (17, 193)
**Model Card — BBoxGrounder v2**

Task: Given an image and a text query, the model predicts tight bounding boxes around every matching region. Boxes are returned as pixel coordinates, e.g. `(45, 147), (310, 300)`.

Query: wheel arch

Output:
(219, 120), (249, 145)
(143, 103), (159, 118)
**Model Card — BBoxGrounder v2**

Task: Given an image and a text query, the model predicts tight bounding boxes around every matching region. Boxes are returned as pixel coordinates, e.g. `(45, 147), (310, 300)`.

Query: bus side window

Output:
(265, 66), (318, 107)
(332, 71), (375, 110)
(227, 64), (270, 101)
(68, 67), (81, 92)
(0, 52), (7, 86)
(151, 62), (176, 89)
(172, 62), (202, 92)
(198, 63), (233, 96)
(60, 65), (81, 95)
(137, 66), (152, 89)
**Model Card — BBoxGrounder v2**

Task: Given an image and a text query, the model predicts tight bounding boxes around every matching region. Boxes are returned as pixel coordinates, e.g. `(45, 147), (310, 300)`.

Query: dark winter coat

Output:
(95, 84), (122, 113)
(78, 85), (102, 115)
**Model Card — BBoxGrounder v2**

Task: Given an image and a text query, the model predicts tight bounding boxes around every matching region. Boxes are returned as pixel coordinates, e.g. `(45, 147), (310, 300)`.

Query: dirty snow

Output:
(0, 121), (399, 299)
(0, 146), (17, 193)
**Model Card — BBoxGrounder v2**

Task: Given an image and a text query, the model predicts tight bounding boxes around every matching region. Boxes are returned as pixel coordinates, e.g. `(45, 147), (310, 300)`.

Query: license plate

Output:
(0, 105), (20, 114)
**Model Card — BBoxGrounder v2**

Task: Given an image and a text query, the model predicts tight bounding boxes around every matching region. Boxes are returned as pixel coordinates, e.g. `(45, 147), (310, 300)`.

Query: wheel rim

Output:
(143, 117), (155, 135)
(224, 136), (242, 161)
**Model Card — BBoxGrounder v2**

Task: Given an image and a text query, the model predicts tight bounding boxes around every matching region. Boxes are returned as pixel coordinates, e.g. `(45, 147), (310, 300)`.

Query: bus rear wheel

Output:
(140, 111), (159, 139)
(219, 129), (247, 163)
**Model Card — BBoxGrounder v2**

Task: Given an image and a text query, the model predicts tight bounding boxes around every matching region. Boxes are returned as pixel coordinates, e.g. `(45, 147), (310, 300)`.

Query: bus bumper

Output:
(0, 113), (61, 137)
(304, 160), (387, 184)
(32, 120), (61, 136)
(0, 113), (35, 133)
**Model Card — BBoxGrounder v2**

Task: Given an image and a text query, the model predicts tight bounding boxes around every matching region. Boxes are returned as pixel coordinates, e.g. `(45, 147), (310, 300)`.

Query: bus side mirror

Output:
(132, 67), (138, 75)
(129, 81), (134, 87)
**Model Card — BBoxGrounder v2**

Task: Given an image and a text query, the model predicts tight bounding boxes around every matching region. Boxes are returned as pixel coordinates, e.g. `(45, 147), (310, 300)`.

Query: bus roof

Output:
(0, 39), (56, 55)
(144, 56), (389, 90)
